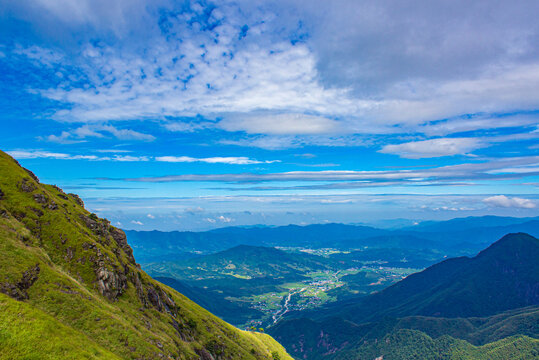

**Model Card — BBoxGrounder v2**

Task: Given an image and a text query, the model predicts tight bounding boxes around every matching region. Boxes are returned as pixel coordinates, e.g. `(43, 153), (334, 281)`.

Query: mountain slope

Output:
(154, 276), (265, 326)
(320, 233), (539, 323)
(269, 233), (539, 359)
(0, 150), (291, 360)
(270, 306), (539, 359)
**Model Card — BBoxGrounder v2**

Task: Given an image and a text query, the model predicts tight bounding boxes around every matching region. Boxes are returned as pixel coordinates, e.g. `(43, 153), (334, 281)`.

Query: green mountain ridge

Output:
(147, 245), (339, 280)
(0, 150), (292, 360)
(269, 233), (539, 359)
(126, 216), (539, 261)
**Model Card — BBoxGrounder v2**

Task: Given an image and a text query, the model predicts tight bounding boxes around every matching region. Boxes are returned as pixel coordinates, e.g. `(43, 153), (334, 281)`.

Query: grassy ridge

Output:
(0, 150), (292, 360)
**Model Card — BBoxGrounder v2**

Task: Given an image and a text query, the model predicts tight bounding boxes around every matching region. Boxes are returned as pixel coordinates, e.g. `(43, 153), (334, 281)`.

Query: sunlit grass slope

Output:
(0, 150), (292, 360)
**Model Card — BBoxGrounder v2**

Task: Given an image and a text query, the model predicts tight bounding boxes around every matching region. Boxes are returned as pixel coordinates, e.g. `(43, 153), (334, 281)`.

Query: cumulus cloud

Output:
(379, 137), (485, 158)
(4, 0), (539, 156)
(6, 0), (539, 142)
(483, 195), (536, 209)
(204, 215), (233, 223)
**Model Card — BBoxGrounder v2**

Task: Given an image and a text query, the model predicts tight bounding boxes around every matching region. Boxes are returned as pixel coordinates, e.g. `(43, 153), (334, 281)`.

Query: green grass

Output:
(0, 293), (122, 360)
(0, 150), (293, 360)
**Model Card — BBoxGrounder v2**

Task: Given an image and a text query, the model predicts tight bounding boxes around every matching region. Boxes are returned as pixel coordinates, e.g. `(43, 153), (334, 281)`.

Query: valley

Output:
(143, 244), (439, 328)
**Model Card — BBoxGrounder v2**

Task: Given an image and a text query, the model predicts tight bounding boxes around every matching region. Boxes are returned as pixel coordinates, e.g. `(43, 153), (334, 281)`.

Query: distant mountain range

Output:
(268, 233), (539, 359)
(126, 216), (539, 263)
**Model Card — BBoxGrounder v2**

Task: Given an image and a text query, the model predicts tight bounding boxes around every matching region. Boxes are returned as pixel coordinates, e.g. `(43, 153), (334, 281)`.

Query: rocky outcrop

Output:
(146, 284), (177, 315)
(80, 214), (136, 265)
(196, 348), (215, 360)
(80, 214), (108, 236)
(23, 168), (40, 183)
(110, 227), (136, 264)
(94, 248), (127, 301)
(33, 193), (47, 204)
(19, 178), (36, 193)
(47, 200), (58, 210)
(68, 193), (84, 207)
(131, 272), (148, 307)
(0, 264), (40, 300)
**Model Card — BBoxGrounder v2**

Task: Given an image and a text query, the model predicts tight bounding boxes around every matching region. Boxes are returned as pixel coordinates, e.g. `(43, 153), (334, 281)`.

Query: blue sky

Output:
(1, 0), (539, 230)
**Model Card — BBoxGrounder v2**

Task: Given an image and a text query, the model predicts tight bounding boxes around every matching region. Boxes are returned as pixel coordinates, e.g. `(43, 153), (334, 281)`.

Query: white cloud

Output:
(483, 195), (536, 209)
(121, 156), (539, 184)
(418, 114), (539, 137)
(204, 215), (233, 223)
(130, 220), (144, 225)
(379, 137), (484, 159)
(6, 0), (539, 147)
(44, 124), (155, 143)
(163, 121), (213, 133)
(219, 113), (341, 135)
(95, 149), (132, 153)
(146, 213), (155, 219)
(7, 150), (98, 160)
(217, 215), (232, 223)
(7, 149), (275, 164)
(7, 150), (148, 162)
(99, 125), (155, 141)
(111, 155), (150, 162)
(155, 156), (279, 165)
(184, 207), (205, 215)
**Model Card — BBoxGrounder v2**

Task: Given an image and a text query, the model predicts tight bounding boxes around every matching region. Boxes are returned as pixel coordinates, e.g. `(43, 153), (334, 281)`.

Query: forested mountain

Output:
(268, 233), (539, 359)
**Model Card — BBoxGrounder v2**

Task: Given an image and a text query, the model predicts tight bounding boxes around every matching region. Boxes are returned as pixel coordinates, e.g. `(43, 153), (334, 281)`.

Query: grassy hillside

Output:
(0, 150), (292, 360)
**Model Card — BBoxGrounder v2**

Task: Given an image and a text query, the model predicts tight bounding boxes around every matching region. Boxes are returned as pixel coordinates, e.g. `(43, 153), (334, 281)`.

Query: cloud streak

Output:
(109, 156), (539, 185)
(379, 137), (485, 159)
(7, 149), (278, 165)
(155, 156), (280, 165)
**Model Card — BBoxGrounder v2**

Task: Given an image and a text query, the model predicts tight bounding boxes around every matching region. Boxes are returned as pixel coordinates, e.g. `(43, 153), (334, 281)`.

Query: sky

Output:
(1, 0), (539, 231)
